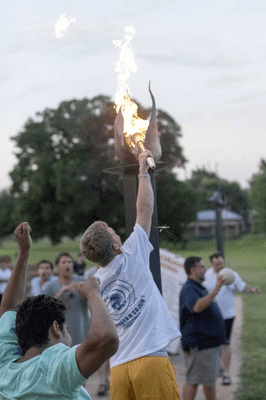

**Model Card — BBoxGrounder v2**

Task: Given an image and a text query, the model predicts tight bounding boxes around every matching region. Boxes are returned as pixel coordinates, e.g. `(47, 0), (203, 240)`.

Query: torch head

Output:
(113, 83), (161, 167)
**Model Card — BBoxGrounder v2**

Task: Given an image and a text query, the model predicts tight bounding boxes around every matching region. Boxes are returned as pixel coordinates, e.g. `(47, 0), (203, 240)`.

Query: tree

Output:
(10, 96), (124, 244)
(187, 168), (250, 221)
(0, 189), (16, 239)
(10, 95), (187, 244)
(250, 159), (266, 231)
(156, 172), (197, 243)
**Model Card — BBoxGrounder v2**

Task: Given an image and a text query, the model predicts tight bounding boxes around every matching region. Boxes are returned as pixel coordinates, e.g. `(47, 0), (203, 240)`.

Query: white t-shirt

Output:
(0, 268), (12, 294)
(203, 268), (246, 319)
(95, 223), (181, 369)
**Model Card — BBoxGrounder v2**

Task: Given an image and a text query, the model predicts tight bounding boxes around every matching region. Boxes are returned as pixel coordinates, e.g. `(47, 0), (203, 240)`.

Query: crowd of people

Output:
(0, 149), (261, 400)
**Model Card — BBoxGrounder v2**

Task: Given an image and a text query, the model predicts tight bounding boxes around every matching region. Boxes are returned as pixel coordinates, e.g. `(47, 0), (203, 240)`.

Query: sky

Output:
(1, 0), (266, 191)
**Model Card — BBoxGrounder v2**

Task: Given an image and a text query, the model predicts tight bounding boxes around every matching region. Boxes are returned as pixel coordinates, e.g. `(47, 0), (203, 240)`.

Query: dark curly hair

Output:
(184, 256), (202, 276)
(16, 295), (66, 355)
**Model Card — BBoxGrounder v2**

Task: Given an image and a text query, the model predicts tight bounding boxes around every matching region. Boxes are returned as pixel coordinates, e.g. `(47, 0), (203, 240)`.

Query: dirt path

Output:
(85, 295), (243, 400)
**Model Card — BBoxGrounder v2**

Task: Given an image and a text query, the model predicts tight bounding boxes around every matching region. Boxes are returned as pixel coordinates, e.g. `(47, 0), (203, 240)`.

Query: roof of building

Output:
(197, 209), (243, 221)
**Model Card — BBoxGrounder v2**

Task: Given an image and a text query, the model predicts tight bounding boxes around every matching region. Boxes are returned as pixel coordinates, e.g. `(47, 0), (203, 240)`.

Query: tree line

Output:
(1, 94), (261, 245)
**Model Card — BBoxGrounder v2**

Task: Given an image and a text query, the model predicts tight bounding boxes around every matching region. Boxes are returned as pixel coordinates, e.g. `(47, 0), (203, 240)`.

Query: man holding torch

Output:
(80, 150), (181, 400)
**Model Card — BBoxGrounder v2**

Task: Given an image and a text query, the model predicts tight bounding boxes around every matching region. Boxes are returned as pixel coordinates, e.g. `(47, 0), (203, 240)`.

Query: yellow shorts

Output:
(110, 356), (181, 400)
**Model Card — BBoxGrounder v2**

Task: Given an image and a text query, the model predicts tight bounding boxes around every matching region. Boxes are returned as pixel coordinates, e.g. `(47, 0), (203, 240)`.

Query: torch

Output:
(132, 133), (156, 169)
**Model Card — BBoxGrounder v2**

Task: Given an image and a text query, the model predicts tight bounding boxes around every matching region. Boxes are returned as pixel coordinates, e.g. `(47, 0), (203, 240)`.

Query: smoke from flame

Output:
(113, 27), (149, 141)
(55, 14), (76, 38)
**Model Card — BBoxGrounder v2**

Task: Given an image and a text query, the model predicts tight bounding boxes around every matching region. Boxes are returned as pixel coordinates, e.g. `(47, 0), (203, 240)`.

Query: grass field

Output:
(1, 233), (265, 400)
(161, 234), (266, 400)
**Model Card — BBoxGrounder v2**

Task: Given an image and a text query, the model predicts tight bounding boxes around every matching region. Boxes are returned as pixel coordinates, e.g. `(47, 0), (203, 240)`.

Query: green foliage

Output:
(187, 168), (250, 220)
(10, 96), (124, 244)
(0, 189), (16, 237)
(250, 159), (266, 231)
(9, 95), (187, 244)
(156, 110), (186, 166)
(156, 172), (197, 243)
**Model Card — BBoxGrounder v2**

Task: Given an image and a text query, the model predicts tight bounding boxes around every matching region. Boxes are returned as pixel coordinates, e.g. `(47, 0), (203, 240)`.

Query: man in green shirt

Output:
(0, 222), (119, 400)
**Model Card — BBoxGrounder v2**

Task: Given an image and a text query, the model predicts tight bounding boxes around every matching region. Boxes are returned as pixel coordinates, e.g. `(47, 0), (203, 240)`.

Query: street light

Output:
(208, 191), (225, 257)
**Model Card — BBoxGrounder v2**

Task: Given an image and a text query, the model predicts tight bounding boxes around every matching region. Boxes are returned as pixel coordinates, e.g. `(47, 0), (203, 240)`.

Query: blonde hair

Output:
(80, 221), (114, 267)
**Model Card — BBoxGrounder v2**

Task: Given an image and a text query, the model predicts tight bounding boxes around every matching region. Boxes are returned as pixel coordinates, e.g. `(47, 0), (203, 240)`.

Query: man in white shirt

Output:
(80, 150), (181, 400)
(204, 252), (260, 385)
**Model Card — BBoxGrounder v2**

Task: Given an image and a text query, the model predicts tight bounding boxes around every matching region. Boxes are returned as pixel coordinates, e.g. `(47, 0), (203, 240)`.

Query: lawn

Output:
(161, 234), (266, 400)
(1, 233), (265, 399)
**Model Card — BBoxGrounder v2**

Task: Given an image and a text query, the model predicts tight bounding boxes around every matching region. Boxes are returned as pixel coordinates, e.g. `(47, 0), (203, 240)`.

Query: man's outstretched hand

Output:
(14, 222), (32, 254)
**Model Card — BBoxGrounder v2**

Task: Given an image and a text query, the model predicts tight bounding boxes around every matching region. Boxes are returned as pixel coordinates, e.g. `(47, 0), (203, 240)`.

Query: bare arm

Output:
(75, 277), (119, 378)
(193, 275), (226, 313)
(243, 284), (260, 293)
(0, 222), (32, 316)
(136, 150), (154, 236)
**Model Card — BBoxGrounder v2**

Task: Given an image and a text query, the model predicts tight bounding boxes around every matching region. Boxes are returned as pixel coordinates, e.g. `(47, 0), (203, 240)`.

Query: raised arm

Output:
(193, 274), (226, 313)
(75, 277), (119, 378)
(0, 222), (32, 316)
(136, 150), (154, 236)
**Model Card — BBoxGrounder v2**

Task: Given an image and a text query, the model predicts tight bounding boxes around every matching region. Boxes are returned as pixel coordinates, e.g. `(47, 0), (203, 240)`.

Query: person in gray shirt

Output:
(44, 252), (90, 345)
(30, 260), (57, 296)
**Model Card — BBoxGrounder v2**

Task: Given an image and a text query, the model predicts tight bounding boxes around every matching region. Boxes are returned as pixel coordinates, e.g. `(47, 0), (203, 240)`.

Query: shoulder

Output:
(0, 311), (18, 344)
(46, 279), (58, 287)
(233, 271), (243, 280)
(134, 223), (148, 237)
(205, 268), (213, 276)
(44, 279), (59, 293)
(41, 344), (87, 390)
(0, 310), (16, 325)
(180, 279), (193, 294)
(123, 223), (150, 248)
(84, 267), (97, 279)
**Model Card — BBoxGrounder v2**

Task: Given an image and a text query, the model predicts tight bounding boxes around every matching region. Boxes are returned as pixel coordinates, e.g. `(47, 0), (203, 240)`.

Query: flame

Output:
(113, 27), (149, 146)
(55, 14), (76, 38)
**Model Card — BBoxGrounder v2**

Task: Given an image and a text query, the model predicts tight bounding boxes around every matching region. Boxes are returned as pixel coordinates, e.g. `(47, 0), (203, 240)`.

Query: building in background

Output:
(185, 210), (246, 239)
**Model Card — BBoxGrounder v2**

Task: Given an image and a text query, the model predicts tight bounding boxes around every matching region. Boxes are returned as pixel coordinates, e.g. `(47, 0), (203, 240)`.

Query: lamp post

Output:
(208, 191), (225, 257)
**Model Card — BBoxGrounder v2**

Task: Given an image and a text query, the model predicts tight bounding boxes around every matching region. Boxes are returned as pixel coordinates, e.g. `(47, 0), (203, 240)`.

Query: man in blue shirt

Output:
(180, 256), (227, 400)
(0, 222), (119, 400)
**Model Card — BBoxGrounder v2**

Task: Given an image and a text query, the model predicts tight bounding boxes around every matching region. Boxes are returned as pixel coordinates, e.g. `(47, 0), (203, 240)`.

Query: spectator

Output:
(80, 150), (181, 400)
(0, 222), (119, 400)
(180, 256), (227, 400)
(0, 256), (13, 303)
(44, 252), (89, 345)
(204, 251), (260, 385)
(73, 253), (87, 276)
(30, 260), (57, 296)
